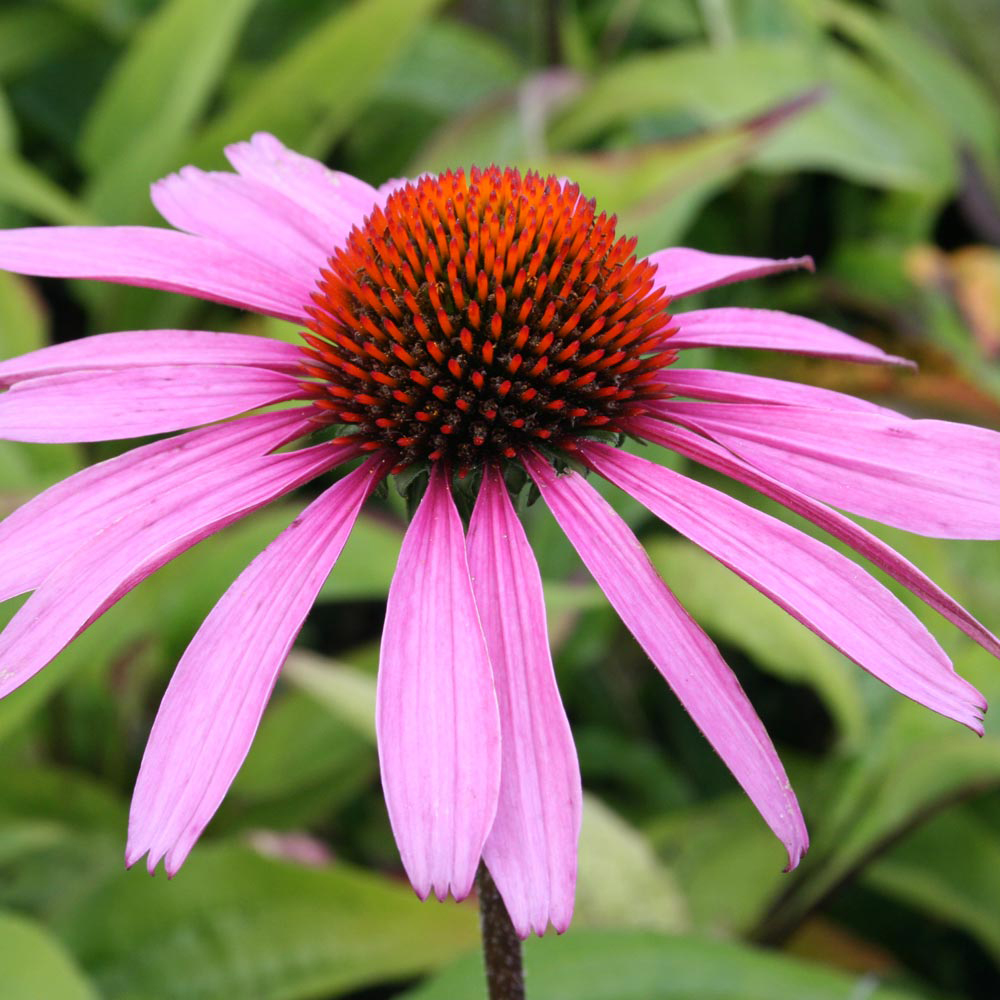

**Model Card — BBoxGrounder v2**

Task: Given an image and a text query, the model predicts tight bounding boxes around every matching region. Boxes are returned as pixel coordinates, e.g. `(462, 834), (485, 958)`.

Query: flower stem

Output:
(476, 863), (525, 1000)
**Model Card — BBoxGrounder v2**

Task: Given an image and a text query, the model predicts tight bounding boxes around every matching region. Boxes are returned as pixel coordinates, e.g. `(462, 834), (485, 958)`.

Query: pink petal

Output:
(0, 409), (313, 602)
(0, 365), (303, 442)
(225, 133), (377, 234)
(0, 440), (356, 701)
(127, 455), (389, 876)
(632, 417), (1000, 662)
(669, 308), (913, 366)
(646, 247), (813, 300)
(0, 329), (304, 388)
(522, 452), (808, 870)
(655, 369), (888, 413)
(651, 401), (1000, 539)
(581, 442), (986, 732)
(376, 464), (501, 902)
(0, 226), (311, 322)
(151, 168), (334, 285)
(467, 466), (582, 937)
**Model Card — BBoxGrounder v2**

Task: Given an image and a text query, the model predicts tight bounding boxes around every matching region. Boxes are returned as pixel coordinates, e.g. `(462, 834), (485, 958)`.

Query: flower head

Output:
(303, 165), (673, 470)
(1, 133), (998, 938)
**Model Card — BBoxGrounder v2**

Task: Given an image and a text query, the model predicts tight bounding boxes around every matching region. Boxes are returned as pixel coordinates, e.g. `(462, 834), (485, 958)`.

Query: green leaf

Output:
(80, 0), (257, 169)
(756, 645), (1000, 941)
(0, 766), (126, 830)
(148, 505), (400, 646)
(0, 911), (99, 1000)
(551, 40), (954, 192)
(410, 93), (533, 177)
(575, 794), (688, 932)
(145, 503), (301, 647)
(646, 538), (867, 747)
(379, 19), (523, 116)
(191, 0), (447, 166)
(415, 87), (816, 252)
(0, 582), (151, 747)
(0, 440), (82, 517)
(822, 0), (999, 158)
(224, 687), (376, 830)
(0, 268), (46, 356)
(48, 0), (143, 40)
(0, 89), (15, 152)
(404, 928), (931, 1000)
(886, 0), (1000, 106)
(317, 510), (403, 601)
(634, 0), (704, 39)
(55, 844), (477, 1000)
(283, 649), (377, 742)
(81, 0), (259, 221)
(0, 769), (126, 921)
(0, 152), (96, 224)
(0, 830), (125, 923)
(551, 89), (822, 251)
(647, 795), (793, 935)
(0, 6), (83, 80)
(865, 805), (1000, 964)
(0, 272), (84, 508)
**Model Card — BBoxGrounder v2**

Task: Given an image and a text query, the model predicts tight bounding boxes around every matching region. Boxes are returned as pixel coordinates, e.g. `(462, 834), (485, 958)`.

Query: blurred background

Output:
(2, 0), (1000, 997)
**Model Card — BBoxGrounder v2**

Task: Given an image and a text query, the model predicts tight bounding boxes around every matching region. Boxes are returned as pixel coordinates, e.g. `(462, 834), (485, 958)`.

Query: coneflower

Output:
(0, 133), (997, 940)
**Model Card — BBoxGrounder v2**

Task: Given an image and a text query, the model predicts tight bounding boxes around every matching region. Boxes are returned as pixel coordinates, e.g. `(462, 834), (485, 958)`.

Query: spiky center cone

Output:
(301, 166), (677, 471)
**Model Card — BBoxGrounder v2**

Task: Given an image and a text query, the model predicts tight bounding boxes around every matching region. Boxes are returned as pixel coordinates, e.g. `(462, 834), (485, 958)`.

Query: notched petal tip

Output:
(523, 911), (573, 939)
(782, 847), (805, 874)
(448, 879), (475, 904)
(781, 821), (810, 873)
(965, 700), (987, 738)
(950, 679), (987, 735)
(415, 876), (474, 904)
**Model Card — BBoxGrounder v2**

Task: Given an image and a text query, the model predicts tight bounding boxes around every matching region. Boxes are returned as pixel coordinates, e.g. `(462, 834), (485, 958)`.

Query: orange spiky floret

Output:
(301, 166), (677, 469)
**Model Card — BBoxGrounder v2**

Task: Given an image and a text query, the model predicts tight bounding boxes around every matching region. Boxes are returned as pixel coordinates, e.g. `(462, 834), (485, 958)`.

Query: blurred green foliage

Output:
(2, 0), (1000, 997)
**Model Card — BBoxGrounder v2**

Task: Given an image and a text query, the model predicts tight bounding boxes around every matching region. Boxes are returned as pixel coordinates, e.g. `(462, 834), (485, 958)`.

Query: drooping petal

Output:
(581, 441), (986, 732)
(649, 401), (1000, 539)
(646, 247), (813, 300)
(467, 465), (581, 937)
(0, 329), (304, 388)
(522, 452), (808, 870)
(225, 133), (377, 234)
(655, 369), (887, 413)
(376, 464), (501, 902)
(0, 409), (312, 602)
(632, 417), (1000, 662)
(0, 365), (303, 442)
(0, 226), (311, 322)
(0, 441), (356, 701)
(669, 307), (913, 366)
(128, 455), (389, 876)
(151, 168), (335, 283)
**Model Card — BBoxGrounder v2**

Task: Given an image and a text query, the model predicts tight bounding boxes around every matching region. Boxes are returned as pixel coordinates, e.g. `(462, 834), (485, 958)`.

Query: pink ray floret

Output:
(0, 133), (997, 937)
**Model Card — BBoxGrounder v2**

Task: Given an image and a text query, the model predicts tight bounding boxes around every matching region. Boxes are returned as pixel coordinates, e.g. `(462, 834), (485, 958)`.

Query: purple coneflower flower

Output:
(0, 134), (997, 938)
